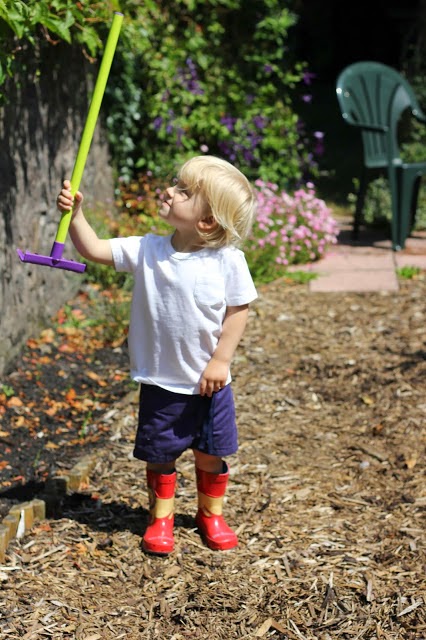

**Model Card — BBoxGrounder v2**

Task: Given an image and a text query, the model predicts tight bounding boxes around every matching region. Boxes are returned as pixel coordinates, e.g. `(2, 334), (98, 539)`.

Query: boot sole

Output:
(196, 527), (238, 551)
(142, 541), (174, 556)
(201, 537), (238, 551)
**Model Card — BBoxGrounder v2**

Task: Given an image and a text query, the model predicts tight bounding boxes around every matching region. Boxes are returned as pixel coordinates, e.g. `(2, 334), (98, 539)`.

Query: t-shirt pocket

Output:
(194, 276), (226, 309)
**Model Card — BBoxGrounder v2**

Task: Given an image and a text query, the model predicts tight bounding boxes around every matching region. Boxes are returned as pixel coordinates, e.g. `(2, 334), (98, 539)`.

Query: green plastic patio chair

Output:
(336, 61), (426, 250)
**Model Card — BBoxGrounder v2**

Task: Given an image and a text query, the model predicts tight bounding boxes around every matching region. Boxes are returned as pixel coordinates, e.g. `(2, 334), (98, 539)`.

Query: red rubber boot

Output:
(142, 469), (176, 555)
(195, 463), (238, 551)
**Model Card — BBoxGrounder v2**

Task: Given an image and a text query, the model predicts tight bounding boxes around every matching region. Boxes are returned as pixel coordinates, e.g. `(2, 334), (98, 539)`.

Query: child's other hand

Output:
(57, 180), (83, 216)
(199, 357), (229, 397)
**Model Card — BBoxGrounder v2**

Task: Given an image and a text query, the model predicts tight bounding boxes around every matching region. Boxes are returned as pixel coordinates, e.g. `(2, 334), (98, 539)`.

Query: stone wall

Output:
(0, 44), (114, 376)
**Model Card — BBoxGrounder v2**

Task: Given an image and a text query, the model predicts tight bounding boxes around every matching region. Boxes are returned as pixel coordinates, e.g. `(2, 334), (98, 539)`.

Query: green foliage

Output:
(400, 77), (426, 231)
(396, 265), (422, 280)
(104, 0), (318, 187)
(0, 0), (114, 88)
(348, 176), (426, 230)
(0, 383), (15, 397)
(88, 173), (336, 289)
(88, 288), (132, 345)
(281, 270), (318, 285)
(2, 0), (322, 197)
(348, 177), (392, 227)
(245, 180), (339, 283)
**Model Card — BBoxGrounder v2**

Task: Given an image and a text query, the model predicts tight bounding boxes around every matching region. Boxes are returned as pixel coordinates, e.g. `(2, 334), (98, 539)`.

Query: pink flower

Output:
(250, 181), (339, 270)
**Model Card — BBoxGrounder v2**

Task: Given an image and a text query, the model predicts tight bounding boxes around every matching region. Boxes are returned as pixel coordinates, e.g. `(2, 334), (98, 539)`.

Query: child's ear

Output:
(197, 215), (218, 231)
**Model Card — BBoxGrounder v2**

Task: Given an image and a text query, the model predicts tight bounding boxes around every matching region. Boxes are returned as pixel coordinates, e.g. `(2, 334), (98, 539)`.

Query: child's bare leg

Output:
(193, 451), (223, 473)
(147, 461), (176, 473)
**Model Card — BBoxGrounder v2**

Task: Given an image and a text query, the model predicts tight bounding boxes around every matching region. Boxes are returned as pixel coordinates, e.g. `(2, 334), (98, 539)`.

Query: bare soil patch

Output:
(1, 277), (425, 639)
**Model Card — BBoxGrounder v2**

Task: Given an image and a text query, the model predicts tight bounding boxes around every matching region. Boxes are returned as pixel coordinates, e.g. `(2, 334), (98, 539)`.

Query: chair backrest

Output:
(336, 61), (421, 169)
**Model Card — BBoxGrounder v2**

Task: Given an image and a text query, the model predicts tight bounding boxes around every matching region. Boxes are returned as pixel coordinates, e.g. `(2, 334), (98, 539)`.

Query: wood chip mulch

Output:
(1, 276), (425, 639)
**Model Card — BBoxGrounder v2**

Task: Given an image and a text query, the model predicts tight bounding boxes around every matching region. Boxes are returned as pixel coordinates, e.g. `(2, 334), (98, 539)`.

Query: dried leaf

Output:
(45, 442), (59, 450)
(65, 388), (77, 404)
(6, 396), (23, 408)
(404, 455), (417, 469)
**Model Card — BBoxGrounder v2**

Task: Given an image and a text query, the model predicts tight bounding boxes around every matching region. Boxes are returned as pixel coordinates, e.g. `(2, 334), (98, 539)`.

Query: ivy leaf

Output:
(41, 16), (72, 43)
(0, 0), (28, 38)
(77, 28), (102, 57)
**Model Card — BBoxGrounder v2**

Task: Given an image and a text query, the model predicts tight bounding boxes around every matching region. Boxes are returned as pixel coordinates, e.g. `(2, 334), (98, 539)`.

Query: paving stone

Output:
(305, 220), (426, 292)
(394, 254), (426, 269)
(310, 269), (399, 293)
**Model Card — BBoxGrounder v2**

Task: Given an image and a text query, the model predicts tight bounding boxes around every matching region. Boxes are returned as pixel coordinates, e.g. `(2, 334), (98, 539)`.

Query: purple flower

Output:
(243, 148), (255, 163)
(220, 115), (236, 133)
(176, 127), (184, 147)
(176, 58), (205, 96)
(252, 115), (268, 130)
(153, 116), (163, 130)
(314, 141), (325, 156)
(303, 71), (316, 85)
(302, 94), (312, 103)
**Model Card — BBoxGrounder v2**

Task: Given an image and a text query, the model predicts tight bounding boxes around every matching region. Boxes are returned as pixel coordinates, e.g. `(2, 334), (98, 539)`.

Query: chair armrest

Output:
(341, 114), (388, 132)
(413, 108), (426, 125)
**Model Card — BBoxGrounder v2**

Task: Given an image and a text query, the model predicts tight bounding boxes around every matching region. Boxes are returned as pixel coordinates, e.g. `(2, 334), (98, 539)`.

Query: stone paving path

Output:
(294, 218), (426, 292)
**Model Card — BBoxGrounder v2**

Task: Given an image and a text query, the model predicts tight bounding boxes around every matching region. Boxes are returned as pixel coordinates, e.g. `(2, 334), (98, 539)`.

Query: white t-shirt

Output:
(110, 234), (257, 394)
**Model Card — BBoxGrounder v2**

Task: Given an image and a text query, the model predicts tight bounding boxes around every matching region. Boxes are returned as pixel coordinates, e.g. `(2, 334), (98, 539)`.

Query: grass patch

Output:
(283, 270), (318, 285)
(396, 265), (423, 280)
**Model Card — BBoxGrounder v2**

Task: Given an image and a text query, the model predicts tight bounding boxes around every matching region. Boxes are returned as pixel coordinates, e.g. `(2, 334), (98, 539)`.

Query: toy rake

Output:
(17, 11), (123, 273)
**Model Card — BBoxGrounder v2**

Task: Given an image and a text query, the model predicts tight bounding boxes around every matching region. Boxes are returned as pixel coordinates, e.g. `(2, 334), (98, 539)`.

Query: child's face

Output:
(159, 181), (208, 234)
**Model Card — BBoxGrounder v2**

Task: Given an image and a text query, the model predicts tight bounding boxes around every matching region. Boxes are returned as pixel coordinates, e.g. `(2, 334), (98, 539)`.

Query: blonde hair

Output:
(177, 155), (257, 248)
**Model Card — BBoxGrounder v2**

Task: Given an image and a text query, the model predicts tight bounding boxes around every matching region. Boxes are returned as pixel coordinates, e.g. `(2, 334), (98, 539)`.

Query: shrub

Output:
(0, 0), (116, 89)
(348, 176), (426, 230)
(245, 180), (339, 283)
(105, 1), (323, 187)
(1, 1), (324, 188)
(84, 174), (337, 287)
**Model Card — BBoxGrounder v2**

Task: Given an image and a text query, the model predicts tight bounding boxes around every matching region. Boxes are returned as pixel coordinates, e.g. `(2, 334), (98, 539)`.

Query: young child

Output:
(57, 155), (258, 554)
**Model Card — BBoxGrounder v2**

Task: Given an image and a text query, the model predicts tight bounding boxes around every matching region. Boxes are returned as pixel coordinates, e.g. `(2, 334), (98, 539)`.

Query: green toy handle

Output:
(56, 11), (124, 244)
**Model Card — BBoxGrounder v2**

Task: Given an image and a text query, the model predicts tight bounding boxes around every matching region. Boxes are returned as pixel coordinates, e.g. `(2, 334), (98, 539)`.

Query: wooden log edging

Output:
(0, 454), (96, 563)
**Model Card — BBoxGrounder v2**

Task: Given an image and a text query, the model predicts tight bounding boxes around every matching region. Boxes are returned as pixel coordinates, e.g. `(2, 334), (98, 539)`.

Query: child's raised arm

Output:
(57, 180), (114, 266)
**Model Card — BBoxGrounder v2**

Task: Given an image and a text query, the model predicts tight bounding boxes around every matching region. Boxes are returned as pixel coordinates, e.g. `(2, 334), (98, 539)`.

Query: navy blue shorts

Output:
(133, 383), (238, 463)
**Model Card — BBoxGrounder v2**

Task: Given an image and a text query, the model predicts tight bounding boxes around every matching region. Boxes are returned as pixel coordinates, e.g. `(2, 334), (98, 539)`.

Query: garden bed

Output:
(0, 276), (425, 639)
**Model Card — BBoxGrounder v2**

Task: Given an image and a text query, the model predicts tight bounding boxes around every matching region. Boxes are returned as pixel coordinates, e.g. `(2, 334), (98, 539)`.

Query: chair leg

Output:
(353, 170), (367, 240)
(410, 179), (421, 230)
(389, 169), (402, 251)
(398, 173), (421, 250)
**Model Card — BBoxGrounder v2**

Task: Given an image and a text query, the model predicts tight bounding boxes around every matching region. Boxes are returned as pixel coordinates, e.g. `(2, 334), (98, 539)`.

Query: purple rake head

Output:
(17, 241), (86, 273)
